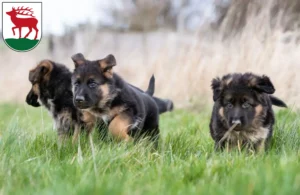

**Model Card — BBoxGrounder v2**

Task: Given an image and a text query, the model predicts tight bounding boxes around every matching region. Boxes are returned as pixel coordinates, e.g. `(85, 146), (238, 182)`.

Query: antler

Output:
(16, 6), (33, 12)
(15, 6), (35, 17)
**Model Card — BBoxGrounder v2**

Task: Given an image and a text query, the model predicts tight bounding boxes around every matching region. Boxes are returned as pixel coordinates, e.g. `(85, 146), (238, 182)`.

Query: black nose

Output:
(230, 117), (242, 126)
(75, 95), (85, 103)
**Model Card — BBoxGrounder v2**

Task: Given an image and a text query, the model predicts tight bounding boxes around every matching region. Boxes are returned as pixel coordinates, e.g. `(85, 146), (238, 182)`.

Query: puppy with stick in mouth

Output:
(71, 53), (161, 146)
(210, 73), (287, 152)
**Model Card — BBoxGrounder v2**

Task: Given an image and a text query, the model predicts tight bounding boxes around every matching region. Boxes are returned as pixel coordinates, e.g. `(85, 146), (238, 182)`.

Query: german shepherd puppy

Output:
(26, 60), (171, 143)
(71, 53), (160, 144)
(26, 60), (98, 143)
(210, 73), (287, 152)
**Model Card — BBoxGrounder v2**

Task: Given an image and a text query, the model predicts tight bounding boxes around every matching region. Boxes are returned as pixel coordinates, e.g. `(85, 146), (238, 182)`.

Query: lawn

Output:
(0, 103), (299, 195)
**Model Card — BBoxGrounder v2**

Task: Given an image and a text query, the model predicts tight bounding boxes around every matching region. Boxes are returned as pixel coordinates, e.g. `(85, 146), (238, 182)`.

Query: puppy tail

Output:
(270, 95), (287, 108)
(146, 74), (155, 96)
(153, 97), (174, 114)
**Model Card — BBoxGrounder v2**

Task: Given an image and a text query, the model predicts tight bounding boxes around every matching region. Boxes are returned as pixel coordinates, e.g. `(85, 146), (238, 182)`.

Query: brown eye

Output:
(89, 82), (97, 88)
(226, 103), (233, 109)
(74, 80), (80, 87)
(242, 102), (251, 109)
(88, 79), (98, 88)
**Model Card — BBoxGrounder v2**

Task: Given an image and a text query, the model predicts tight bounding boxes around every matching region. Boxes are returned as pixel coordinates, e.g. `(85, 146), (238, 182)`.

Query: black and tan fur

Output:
(71, 53), (160, 145)
(26, 59), (172, 144)
(209, 73), (287, 152)
(26, 60), (99, 143)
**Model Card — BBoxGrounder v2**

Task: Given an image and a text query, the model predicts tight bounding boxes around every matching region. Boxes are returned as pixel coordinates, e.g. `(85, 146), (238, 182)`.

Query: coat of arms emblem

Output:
(2, 2), (42, 52)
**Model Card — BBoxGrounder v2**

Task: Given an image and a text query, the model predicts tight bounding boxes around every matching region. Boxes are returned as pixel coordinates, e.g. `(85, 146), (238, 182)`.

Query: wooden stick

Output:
(219, 122), (239, 144)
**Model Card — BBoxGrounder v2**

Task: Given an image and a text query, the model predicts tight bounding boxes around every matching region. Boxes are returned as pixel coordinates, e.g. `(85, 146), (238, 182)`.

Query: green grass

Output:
(4, 38), (39, 51)
(0, 103), (299, 195)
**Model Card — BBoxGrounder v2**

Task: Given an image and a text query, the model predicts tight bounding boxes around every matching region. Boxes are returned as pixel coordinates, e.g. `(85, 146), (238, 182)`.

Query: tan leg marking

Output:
(108, 106), (127, 118)
(108, 113), (133, 142)
(81, 111), (97, 135)
(72, 124), (80, 145)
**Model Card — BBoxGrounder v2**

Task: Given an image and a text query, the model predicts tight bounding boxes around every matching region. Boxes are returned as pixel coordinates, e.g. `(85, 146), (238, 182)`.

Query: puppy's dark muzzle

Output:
(74, 96), (90, 109)
(26, 91), (40, 107)
(230, 119), (243, 131)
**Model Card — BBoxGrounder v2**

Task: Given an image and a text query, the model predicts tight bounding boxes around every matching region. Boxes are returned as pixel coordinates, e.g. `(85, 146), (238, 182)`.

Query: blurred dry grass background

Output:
(0, 0), (300, 108)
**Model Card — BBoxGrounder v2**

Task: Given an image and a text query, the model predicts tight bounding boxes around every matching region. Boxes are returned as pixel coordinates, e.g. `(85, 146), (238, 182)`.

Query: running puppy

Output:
(26, 60), (171, 144)
(71, 53), (160, 144)
(210, 73), (287, 151)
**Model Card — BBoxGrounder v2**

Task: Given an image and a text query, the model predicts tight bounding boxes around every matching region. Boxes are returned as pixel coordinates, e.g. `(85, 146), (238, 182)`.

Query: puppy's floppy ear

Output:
(98, 54), (116, 79)
(211, 77), (222, 101)
(252, 75), (275, 94)
(29, 60), (53, 82)
(71, 53), (86, 68)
